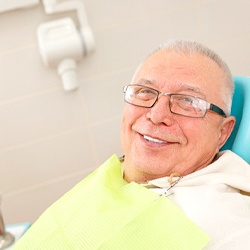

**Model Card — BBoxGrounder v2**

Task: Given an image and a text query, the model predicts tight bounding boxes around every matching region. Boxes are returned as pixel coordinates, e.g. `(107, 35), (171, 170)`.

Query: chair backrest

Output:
(221, 76), (250, 163)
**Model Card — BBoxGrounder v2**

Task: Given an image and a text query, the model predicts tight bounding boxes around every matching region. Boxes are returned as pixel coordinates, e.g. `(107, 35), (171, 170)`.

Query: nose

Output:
(145, 95), (173, 126)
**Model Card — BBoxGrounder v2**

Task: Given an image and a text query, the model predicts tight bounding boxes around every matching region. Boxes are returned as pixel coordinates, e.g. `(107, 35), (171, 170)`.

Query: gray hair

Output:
(132, 39), (234, 116)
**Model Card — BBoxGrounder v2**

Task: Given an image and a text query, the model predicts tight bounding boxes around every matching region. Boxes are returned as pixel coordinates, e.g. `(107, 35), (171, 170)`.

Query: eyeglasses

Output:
(123, 84), (227, 118)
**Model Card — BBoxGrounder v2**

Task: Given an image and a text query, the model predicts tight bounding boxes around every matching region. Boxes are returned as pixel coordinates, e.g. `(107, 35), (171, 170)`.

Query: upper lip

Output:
(140, 132), (177, 143)
(143, 134), (166, 142)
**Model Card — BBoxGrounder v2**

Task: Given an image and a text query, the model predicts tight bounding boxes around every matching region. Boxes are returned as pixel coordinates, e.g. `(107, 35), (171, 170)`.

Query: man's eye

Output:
(174, 96), (199, 111)
(135, 88), (156, 99)
(175, 96), (194, 105)
(139, 89), (155, 95)
(182, 97), (195, 105)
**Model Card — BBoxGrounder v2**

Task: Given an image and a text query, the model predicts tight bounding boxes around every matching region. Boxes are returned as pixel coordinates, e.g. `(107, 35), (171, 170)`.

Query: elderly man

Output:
(14, 40), (250, 249)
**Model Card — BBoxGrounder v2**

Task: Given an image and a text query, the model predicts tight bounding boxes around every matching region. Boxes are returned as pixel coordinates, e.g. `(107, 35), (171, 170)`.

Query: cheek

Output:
(121, 105), (145, 129)
(120, 106), (142, 148)
(182, 119), (220, 150)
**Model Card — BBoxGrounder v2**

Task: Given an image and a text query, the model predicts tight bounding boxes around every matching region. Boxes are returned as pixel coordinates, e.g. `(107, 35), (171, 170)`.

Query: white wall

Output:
(1, 0), (250, 224)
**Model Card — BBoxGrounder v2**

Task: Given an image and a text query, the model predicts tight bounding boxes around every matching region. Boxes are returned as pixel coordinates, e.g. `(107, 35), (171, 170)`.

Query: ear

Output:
(218, 116), (236, 149)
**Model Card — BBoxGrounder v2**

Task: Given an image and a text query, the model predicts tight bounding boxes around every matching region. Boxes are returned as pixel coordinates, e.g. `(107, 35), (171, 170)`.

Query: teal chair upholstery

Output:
(221, 76), (250, 163)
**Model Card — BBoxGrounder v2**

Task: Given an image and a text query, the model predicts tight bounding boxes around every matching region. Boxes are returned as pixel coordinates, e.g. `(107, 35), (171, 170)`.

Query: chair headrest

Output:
(221, 76), (250, 163)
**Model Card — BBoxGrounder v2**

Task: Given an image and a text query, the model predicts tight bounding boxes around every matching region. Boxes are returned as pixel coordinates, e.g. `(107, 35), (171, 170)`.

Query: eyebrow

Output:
(178, 83), (206, 97)
(136, 78), (206, 98)
(136, 78), (156, 86)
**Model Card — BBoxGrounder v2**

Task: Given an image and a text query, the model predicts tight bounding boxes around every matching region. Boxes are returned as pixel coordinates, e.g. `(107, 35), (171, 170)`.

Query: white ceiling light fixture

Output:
(37, 0), (95, 92)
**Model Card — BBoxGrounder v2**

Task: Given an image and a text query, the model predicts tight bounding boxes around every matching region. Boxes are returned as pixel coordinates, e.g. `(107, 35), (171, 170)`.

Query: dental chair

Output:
(221, 76), (250, 163)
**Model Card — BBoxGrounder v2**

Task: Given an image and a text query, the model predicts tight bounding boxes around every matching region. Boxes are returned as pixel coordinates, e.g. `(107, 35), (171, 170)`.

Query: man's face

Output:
(121, 51), (235, 183)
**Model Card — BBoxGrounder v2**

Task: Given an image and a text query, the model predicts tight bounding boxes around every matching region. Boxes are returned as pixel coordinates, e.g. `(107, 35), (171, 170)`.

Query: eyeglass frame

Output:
(123, 84), (227, 118)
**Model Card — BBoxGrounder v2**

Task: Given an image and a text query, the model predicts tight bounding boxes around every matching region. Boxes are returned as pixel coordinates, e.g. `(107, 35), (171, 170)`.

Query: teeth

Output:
(144, 135), (166, 143)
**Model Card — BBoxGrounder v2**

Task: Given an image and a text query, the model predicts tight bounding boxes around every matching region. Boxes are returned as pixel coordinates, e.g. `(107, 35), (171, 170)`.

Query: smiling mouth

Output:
(143, 135), (167, 144)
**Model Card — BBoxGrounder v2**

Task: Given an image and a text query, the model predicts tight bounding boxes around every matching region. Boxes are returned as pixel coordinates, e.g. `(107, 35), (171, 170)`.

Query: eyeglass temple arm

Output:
(210, 104), (227, 117)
